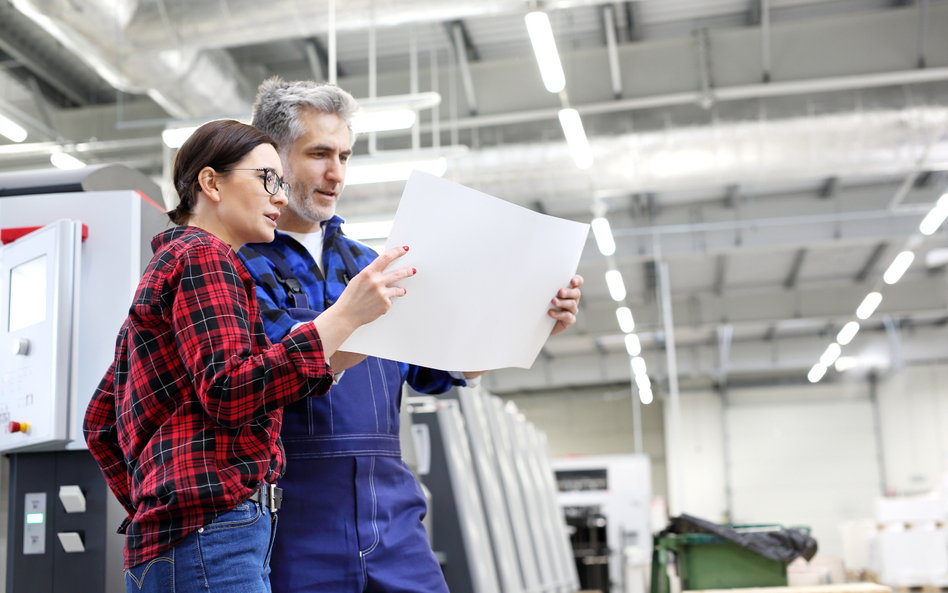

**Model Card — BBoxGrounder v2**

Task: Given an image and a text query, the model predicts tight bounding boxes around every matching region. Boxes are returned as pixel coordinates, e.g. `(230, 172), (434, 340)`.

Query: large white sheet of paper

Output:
(341, 170), (589, 371)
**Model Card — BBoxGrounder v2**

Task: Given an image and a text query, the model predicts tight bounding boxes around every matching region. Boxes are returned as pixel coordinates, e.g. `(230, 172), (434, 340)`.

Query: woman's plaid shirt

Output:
(83, 226), (333, 568)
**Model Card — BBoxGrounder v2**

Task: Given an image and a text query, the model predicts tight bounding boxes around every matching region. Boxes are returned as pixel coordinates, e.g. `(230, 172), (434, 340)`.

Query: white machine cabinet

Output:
(0, 220), (82, 451)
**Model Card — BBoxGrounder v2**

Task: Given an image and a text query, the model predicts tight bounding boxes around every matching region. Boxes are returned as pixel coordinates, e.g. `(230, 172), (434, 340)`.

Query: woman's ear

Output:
(196, 166), (222, 203)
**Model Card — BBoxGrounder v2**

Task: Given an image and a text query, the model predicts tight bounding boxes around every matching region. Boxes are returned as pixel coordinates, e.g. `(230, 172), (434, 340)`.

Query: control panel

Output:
(23, 492), (47, 555)
(0, 220), (81, 452)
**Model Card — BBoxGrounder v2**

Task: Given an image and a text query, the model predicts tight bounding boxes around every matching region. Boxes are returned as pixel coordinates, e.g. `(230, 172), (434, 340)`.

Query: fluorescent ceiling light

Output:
(855, 292), (882, 320)
(883, 251), (915, 284)
(925, 247), (948, 268)
(808, 363), (827, 383)
(835, 356), (859, 372)
(341, 220), (394, 241)
(635, 373), (650, 390)
(919, 194), (948, 236)
(346, 157), (447, 185)
(351, 109), (417, 134)
(558, 108), (592, 169)
(50, 152), (85, 170)
(0, 113), (27, 143)
(631, 356), (647, 376)
(524, 11), (565, 93)
(837, 321), (860, 346)
(162, 126), (200, 148)
(624, 333), (641, 356)
(591, 217), (616, 256)
(605, 269), (626, 302)
(357, 92), (441, 112)
(616, 306), (635, 333)
(820, 343), (841, 366)
(639, 386), (653, 405)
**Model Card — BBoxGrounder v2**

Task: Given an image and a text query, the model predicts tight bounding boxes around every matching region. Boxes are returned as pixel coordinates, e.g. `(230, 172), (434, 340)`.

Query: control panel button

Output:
(11, 339), (29, 356)
(57, 532), (85, 553)
(8, 421), (30, 434)
(59, 485), (86, 513)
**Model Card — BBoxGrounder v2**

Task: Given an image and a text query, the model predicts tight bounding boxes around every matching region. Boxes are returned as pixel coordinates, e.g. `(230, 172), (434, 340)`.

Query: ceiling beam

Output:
(748, 0), (762, 26)
(760, 0), (771, 82)
(303, 39), (325, 82)
(491, 320), (948, 394)
(603, 5), (623, 99)
(783, 248), (807, 289)
(713, 254), (728, 296)
(818, 176), (839, 199)
(449, 21), (478, 116)
(854, 242), (889, 283)
(607, 205), (928, 262)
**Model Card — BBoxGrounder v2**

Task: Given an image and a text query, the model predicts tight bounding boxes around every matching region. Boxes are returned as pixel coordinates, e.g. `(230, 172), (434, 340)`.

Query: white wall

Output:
(675, 391), (728, 523)
(722, 383), (881, 557)
(877, 363), (948, 494)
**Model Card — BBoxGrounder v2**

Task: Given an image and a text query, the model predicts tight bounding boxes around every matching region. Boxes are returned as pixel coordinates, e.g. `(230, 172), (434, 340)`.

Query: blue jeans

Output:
(125, 501), (278, 593)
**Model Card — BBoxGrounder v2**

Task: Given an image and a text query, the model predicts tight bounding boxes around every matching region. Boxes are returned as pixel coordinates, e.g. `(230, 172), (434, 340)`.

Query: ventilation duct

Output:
(467, 107), (948, 206)
(343, 106), (948, 215)
(11, 0), (257, 118)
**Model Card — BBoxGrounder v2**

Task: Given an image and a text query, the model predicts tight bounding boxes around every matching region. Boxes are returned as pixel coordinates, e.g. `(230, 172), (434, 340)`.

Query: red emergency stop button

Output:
(8, 421), (30, 434)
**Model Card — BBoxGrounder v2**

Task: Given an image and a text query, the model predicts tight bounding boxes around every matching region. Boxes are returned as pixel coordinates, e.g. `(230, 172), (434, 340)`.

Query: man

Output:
(240, 78), (584, 593)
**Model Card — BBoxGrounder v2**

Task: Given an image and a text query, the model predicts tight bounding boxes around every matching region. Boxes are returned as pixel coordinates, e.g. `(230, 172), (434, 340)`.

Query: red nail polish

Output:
(403, 246), (409, 251)
(412, 268), (417, 274)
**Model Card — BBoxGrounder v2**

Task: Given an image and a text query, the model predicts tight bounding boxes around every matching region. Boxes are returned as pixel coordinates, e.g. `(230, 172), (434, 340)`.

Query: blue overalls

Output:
(240, 219), (460, 593)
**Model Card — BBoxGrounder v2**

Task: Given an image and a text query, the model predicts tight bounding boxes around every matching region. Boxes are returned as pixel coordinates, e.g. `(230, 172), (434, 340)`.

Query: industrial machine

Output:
(0, 165), (165, 593)
(552, 454), (653, 593)
(408, 387), (579, 593)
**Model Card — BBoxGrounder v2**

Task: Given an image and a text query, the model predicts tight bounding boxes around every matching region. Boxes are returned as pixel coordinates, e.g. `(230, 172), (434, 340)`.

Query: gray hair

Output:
(251, 77), (360, 152)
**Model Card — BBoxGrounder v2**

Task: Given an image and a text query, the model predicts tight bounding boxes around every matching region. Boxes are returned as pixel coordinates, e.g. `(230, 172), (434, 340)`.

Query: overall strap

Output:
(252, 243), (311, 310)
(323, 231), (364, 287)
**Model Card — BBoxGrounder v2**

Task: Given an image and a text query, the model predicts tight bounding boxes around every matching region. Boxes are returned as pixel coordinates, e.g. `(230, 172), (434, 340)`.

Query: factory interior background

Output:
(1, 0), (948, 591)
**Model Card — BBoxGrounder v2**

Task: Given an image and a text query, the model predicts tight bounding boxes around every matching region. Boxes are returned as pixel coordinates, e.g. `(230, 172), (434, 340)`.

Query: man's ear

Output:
(197, 167), (222, 203)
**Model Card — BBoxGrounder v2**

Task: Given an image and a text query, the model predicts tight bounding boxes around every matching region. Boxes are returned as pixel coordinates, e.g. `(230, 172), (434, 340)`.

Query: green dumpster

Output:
(651, 525), (810, 593)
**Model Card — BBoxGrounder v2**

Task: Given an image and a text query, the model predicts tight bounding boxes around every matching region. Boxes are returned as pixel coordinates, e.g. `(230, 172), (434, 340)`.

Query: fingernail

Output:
(403, 246), (409, 252)
(404, 288), (408, 295)
(412, 268), (417, 274)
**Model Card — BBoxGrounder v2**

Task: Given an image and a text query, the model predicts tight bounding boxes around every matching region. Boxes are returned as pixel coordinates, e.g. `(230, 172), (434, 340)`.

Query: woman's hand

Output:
(334, 246), (415, 327)
(311, 246), (415, 358)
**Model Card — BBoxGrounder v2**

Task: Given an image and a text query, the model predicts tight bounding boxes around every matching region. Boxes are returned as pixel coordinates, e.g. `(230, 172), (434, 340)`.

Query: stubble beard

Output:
(287, 184), (337, 225)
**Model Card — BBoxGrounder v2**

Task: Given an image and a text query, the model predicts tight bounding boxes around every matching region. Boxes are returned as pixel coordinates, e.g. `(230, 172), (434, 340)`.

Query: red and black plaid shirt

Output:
(84, 226), (333, 568)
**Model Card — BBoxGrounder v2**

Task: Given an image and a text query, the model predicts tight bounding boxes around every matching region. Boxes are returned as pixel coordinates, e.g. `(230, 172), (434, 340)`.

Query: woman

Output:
(83, 119), (414, 593)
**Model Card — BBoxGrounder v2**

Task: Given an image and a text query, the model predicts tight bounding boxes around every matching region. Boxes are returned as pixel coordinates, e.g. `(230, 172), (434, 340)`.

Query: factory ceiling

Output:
(0, 0), (946, 398)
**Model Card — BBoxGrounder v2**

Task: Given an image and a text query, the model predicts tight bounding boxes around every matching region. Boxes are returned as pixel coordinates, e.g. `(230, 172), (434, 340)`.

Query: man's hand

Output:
(549, 275), (583, 336)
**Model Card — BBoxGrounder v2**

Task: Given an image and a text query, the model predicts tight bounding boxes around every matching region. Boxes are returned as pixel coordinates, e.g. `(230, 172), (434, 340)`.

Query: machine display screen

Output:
(8, 255), (47, 332)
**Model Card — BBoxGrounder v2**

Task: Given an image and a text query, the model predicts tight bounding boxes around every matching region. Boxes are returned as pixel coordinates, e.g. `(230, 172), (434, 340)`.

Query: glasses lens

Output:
(263, 169), (277, 194)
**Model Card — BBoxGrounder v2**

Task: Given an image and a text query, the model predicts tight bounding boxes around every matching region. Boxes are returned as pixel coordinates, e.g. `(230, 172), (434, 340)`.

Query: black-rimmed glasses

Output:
(221, 167), (291, 197)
